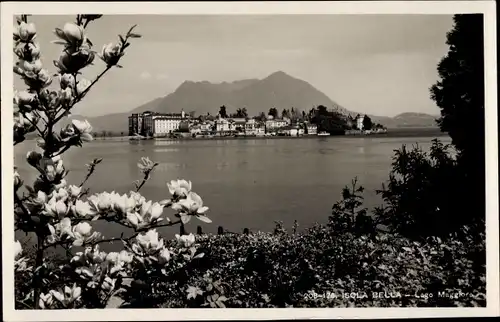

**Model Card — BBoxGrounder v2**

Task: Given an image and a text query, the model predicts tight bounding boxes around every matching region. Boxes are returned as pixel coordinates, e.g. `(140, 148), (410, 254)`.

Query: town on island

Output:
(126, 105), (388, 140)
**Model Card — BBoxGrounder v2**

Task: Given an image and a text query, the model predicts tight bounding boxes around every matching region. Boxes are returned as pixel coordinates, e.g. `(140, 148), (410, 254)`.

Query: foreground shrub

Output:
(153, 224), (485, 308)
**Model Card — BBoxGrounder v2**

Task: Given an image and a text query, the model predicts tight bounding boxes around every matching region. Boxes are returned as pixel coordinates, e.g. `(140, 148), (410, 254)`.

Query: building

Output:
(356, 114), (365, 131)
(128, 110), (188, 137)
(265, 118), (288, 132)
(305, 123), (317, 135)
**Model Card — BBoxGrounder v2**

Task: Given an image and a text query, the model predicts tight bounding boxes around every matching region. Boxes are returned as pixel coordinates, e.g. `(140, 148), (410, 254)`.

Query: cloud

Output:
(140, 71), (152, 79)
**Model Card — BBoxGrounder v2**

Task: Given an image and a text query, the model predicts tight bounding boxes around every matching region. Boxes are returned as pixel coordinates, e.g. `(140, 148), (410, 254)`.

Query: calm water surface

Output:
(15, 134), (451, 239)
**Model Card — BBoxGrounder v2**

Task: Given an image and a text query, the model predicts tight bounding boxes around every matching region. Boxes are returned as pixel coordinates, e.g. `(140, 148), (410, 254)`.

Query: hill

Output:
(66, 71), (439, 133)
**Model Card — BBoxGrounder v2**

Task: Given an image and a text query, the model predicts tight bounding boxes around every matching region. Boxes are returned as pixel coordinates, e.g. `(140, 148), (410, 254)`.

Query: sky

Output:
(14, 14), (454, 117)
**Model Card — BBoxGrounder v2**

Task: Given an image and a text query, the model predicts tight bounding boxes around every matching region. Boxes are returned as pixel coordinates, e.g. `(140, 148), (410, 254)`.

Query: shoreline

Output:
(89, 128), (448, 142)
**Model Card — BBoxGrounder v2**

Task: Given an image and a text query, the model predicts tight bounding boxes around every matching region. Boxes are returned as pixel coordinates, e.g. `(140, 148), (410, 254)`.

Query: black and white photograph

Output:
(2, 1), (498, 320)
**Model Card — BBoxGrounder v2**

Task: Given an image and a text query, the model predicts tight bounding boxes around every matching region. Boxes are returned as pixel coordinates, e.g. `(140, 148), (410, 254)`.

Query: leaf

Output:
(128, 33), (142, 38)
(196, 215), (212, 223)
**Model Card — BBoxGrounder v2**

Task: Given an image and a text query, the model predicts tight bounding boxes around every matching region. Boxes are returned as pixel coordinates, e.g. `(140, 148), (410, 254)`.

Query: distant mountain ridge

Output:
(68, 71), (439, 133)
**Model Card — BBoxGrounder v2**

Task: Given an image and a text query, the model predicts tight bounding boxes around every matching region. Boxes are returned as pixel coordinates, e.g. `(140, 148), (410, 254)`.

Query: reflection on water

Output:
(14, 135), (451, 237)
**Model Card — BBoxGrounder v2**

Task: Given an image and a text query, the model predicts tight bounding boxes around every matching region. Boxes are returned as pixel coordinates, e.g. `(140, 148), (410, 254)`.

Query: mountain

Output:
(69, 71), (439, 133)
(132, 71), (346, 116)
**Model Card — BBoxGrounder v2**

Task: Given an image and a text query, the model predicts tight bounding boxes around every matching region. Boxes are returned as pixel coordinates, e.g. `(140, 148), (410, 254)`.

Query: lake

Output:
(14, 129), (450, 242)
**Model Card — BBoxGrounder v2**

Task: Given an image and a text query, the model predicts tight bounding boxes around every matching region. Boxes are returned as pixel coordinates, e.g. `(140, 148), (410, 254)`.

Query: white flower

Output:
(60, 87), (73, 105)
(20, 59), (43, 73)
(71, 200), (95, 218)
(172, 192), (211, 224)
(100, 42), (124, 66)
(126, 212), (143, 229)
(68, 185), (82, 198)
(39, 292), (54, 309)
(44, 196), (68, 218)
(15, 90), (36, 107)
(105, 252), (120, 265)
(16, 21), (37, 42)
(14, 240), (23, 259)
(158, 248), (171, 264)
(33, 190), (48, 206)
(71, 119), (94, 142)
(114, 194), (136, 214)
(167, 179), (192, 197)
(37, 69), (52, 87)
(175, 233), (196, 248)
(133, 229), (163, 254)
(28, 42), (41, 59)
(72, 222), (98, 246)
(88, 192), (115, 212)
(59, 73), (76, 89)
(58, 23), (84, 44)
(101, 277), (116, 291)
(53, 217), (73, 239)
(53, 187), (69, 201)
(119, 250), (133, 264)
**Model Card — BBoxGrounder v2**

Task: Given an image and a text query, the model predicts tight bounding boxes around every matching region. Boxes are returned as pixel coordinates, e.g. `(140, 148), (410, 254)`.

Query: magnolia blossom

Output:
(37, 69), (52, 87)
(27, 42), (41, 59)
(59, 73), (76, 89)
(71, 119), (93, 142)
(132, 230), (164, 255)
(39, 292), (55, 309)
(44, 196), (68, 218)
(59, 87), (73, 105)
(72, 222), (99, 246)
(100, 43), (124, 66)
(19, 59), (43, 74)
(50, 283), (82, 307)
(126, 204), (164, 229)
(26, 150), (42, 167)
(71, 200), (96, 218)
(172, 192), (211, 224)
(15, 90), (37, 108)
(175, 233), (196, 248)
(15, 22), (37, 42)
(167, 179), (192, 198)
(68, 185), (82, 198)
(114, 193), (137, 215)
(33, 190), (48, 206)
(52, 187), (69, 201)
(158, 248), (171, 264)
(55, 23), (85, 45)
(88, 191), (117, 212)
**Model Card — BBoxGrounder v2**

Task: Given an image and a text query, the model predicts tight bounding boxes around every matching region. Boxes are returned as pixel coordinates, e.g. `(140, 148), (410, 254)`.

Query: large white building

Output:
(129, 110), (187, 137)
(356, 114), (365, 131)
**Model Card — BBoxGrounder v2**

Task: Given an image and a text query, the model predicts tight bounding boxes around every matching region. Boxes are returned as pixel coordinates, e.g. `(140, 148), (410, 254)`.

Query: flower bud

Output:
(59, 87), (73, 105)
(26, 150), (42, 168)
(14, 168), (23, 190)
(60, 124), (76, 138)
(55, 200), (68, 217)
(72, 119), (93, 134)
(59, 74), (76, 89)
(100, 43), (123, 66)
(68, 185), (81, 198)
(62, 23), (84, 44)
(28, 42), (41, 59)
(15, 91), (37, 109)
(17, 22), (37, 42)
(37, 69), (52, 87)
(20, 59), (43, 74)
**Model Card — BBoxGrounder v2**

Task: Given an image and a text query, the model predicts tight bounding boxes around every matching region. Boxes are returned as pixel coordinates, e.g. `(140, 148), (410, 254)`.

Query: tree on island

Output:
(281, 108), (290, 119)
(256, 112), (267, 122)
(268, 107), (279, 119)
(232, 107), (248, 119)
(362, 115), (373, 131)
(219, 105), (228, 118)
